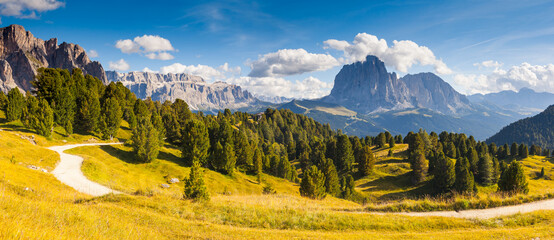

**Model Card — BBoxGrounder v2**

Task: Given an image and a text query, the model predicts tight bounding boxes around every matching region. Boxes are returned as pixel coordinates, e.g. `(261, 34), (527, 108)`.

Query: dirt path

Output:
(393, 198), (554, 219)
(50, 143), (123, 197)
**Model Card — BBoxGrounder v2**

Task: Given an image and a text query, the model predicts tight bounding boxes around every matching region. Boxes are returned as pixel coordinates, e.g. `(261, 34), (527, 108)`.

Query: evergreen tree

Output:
(299, 165), (326, 199)
(466, 147), (479, 176)
(253, 147), (263, 183)
(498, 160), (529, 194)
(336, 134), (354, 172)
(446, 142), (457, 159)
(543, 149), (551, 157)
(454, 157), (475, 194)
(478, 153), (493, 186)
(389, 136), (395, 148)
(410, 150), (427, 184)
(358, 146), (375, 176)
(320, 158), (340, 196)
(24, 96), (54, 137)
(6, 88), (25, 121)
(276, 154), (293, 180)
(182, 119), (210, 166)
(432, 152), (455, 193)
(0, 91), (8, 111)
(184, 160), (210, 201)
(131, 117), (160, 163)
(100, 97), (122, 140)
(75, 91), (100, 133)
(212, 141), (236, 175)
(519, 144), (529, 158)
(53, 87), (75, 135)
(234, 130), (253, 168)
(340, 174), (355, 198)
(376, 132), (387, 148)
(510, 143), (518, 157)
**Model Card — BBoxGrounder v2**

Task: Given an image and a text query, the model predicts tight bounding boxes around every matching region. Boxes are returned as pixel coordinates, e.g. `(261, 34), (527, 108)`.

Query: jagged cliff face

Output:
(323, 55), (472, 115)
(0, 24), (107, 93)
(107, 71), (260, 111)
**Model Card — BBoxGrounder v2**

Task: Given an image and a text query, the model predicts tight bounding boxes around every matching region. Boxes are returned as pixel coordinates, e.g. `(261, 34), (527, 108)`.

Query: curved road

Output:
(50, 143), (123, 197)
(48, 143), (554, 219)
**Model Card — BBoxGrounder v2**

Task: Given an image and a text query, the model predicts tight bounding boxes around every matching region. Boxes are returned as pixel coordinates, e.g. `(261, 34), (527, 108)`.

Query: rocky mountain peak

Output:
(0, 24), (107, 93)
(323, 55), (472, 115)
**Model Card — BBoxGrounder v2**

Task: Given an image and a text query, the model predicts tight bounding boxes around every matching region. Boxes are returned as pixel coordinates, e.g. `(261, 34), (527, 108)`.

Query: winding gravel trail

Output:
(48, 143), (554, 218)
(50, 143), (122, 196)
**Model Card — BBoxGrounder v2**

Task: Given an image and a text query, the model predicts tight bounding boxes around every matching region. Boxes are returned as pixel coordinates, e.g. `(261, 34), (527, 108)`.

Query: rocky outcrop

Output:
(107, 71), (260, 111)
(0, 24), (107, 93)
(322, 55), (472, 115)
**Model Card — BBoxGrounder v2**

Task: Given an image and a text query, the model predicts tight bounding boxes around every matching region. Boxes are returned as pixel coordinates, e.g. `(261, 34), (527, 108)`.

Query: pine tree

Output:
(299, 165), (326, 199)
(432, 152), (455, 193)
(340, 174), (355, 198)
(454, 157), (475, 194)
(336, 134), (354, 172)
(53, 87), (75, 135)
(182, 119), (210, 166)
(376, 132), (387, 149)
(511, 143), (518, 157)
(358, 146), (375, 176)
(234, 130), (253, 168)
(498, 160), (529, 194)
(0, 91), (8, 111)
(320, 158), (340, 196)
(75, 91), (100, 133)
(478, 153), (493, 186)
(184, 160), (210, 201)
(100, 97), (122, 140)
(212, 141), (236, 175)
(6, 88), (25, 121)
(411, 150), (427, 184)
(519, 144), (529, 158)
(253, 147), (263, 183)
(131, 117), (160, 163)
(466, 147), (479, 176)
(276, 154), (292, 180)
(389, 136), (395, 148)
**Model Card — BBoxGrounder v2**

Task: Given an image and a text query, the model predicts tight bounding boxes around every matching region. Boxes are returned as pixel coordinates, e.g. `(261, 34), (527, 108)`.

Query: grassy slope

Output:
(0, 111), (553, 239)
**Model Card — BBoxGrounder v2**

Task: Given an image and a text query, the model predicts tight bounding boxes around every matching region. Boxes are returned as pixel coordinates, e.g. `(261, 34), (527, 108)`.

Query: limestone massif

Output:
(322, 55), (472, 115)
(0, 24), (107, 93)
(106, 71), (261, 111)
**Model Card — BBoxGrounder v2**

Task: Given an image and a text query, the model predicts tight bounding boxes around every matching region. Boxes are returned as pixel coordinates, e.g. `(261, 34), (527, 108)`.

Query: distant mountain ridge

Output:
(322, 55), (472, 115)
(487, 105), (554, 149)
(107, 71), (263, 111)
(0, 24), (107, 93)
(468, 88), (554, 115)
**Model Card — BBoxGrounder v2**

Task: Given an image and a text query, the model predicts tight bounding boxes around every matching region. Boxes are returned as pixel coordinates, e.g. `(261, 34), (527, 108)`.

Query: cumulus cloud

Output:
(226, 76), (333, 99)
(324, 33), (452, 75)
(248, 48), (339, 77)
(109, 59), (130, 72)
(473, 60), (502, 69)
(0, 0), (64, 18)
(454, 62), (554, 94)
(115, 35), (175, 60)
(159, 62), (240, 81)
(88, 50), (98, 58)
(142, 67), (158, 73)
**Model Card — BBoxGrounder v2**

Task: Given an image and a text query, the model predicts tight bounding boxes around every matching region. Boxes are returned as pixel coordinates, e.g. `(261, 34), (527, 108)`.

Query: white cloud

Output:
(248, 48), (339, 77)
(88, 50), (98, 58)
(115, 35), (175, 60)
(454, 62), (554, 94)
(226, 76), (333, 99)
(473, 60), (502, 69)
(159, 62), (240, 81)
(142, 67), (158, 73)
(145, 52), (174, 60)
(324, 33), (452, 75)
(0, 0), (64, 18)
(109, 59), (130, 72)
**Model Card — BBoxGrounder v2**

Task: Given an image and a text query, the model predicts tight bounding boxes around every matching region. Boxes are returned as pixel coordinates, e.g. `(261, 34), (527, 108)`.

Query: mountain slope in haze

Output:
(322, 55), (472, 115)
(107, 71), (265, 111)
(486, 105), (554, 149)
(469, 88), (554, 115)
(0, 24), (107, 92)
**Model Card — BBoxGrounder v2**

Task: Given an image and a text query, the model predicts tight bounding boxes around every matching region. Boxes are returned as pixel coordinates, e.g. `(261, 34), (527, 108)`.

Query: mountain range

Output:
(0, 25), (106, 92)
(0, 24), (551, 141)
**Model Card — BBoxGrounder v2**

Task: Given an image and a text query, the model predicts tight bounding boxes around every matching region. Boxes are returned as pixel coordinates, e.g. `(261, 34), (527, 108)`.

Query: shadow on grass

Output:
(99, 144), (190, 167)
(376, 159), (407, 165)
(358, 172), (432, 200)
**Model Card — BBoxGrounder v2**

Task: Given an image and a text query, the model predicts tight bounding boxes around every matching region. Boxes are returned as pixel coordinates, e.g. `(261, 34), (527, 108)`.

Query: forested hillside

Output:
(487, 105), (554, 149)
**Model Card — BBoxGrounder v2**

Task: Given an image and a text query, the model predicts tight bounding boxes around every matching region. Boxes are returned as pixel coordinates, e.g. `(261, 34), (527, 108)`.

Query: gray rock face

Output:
(323, 55), (472, 115)
(0, 24), (107, 93)
(107, 71), (260, 111)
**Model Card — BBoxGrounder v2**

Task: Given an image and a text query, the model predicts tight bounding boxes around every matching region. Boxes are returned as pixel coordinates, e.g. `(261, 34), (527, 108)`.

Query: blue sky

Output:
(2, 0), (554, 98)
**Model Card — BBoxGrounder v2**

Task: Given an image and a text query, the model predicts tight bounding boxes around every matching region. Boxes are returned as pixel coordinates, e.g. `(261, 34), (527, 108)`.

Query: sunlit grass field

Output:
(1, 111), (553, 239)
